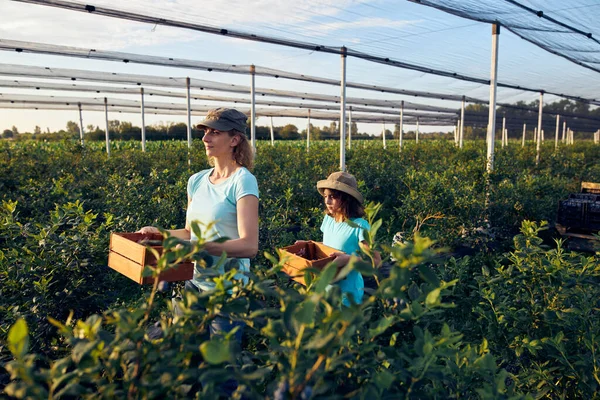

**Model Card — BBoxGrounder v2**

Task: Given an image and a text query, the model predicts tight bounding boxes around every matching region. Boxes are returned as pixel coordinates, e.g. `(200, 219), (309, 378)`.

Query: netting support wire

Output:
(382, 122), (387, 149)
(562, 120), (567, 143)
(536, 92), (543, 165)
(77, 102), (84, 146)
(501, 116), (506, 148)
(555, 115), (560, 149)
(250, 65), (256, 153)
(307, 109), (311, 152)
(416, 117), (420, 144)
(347, 106), (352, 150)
(269, 116), (274, 146)
(339, 47), (347, 172)
(399, 101), (404, 151)
(459, 96), (465, 149)
(140, 87), (146, 152)
(486, 23), (500, 173)
(522, 123), (526, 147)
(104, 97), (110, 158)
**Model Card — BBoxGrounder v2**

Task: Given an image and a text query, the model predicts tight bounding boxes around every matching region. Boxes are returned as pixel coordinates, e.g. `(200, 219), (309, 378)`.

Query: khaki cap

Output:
(196, 108), (248, 133)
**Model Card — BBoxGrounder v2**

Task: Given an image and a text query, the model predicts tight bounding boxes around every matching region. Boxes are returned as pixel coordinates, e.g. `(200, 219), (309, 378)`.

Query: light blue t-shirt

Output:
(186, 167), (259, 291)
(320, 215), (370, 306)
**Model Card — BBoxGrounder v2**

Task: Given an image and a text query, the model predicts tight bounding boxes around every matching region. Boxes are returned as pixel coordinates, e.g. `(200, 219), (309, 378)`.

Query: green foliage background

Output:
(1, 138), (599, 398)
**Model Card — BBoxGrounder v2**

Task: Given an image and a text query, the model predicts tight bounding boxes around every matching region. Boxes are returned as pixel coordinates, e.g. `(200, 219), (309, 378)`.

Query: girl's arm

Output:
(203, 195), (259, 258)
(137, 197), (192, 241)
(330, 241), (381, 267)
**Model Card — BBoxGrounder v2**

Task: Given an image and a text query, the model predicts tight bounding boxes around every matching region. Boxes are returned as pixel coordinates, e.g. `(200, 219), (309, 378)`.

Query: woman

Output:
(139, 107), (259, 339)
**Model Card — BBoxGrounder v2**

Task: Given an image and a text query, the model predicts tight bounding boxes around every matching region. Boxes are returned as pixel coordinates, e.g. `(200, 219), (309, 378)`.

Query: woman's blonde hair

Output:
(207, 129), (254, 170)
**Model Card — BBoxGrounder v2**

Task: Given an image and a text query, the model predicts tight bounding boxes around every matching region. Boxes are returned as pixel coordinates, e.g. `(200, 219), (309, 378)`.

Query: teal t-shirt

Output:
(186, 167), (259, 291)
(320, 215), (369, 306)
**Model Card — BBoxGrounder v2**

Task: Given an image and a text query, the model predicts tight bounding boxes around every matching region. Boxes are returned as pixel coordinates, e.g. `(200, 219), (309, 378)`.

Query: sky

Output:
(0, 0), (599, 135)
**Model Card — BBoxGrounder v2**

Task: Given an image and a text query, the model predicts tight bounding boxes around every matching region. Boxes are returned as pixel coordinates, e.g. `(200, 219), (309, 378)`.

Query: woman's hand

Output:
(137, 226), (160, 234)
(294, 240), (310, 246)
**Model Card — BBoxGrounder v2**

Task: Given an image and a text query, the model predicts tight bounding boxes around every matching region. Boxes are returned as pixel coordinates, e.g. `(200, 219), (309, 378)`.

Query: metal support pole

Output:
(501, 116), (506, 148)
(339, 47), (347, 172)
(399, 100), (404, 151)
(416, 117), (420, 144)
(562, 120), (567, 143)
(348, 106), (352, 149)
(249, 65), (256, 153)
(307, 109), (311, 151)
(104, 97), (110, 158)
(77, 102), (84, 146)
(382, 122), (387, 149)
(522, 123), (526, 147)
(459, 96), (465, 148)
(536, 91), (543, 164)
(186, 77), (192, 149)
(534, 127), (537, 143)
(140, 88), (146, 152)
(269, 116), (274, 146)
(555, 115), (560, 149)
(486, 23), (500, 172)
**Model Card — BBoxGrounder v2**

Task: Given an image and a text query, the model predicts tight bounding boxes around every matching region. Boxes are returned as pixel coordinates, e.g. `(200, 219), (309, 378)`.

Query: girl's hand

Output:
(330, 252), (351, 267)
(137, 226), (160, 234)
(294, 240), (310, 245)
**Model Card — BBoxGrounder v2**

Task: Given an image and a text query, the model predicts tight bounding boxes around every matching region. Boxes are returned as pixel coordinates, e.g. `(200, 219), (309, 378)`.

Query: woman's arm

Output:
(137, 196), (192, 240)
(204, 195), (259, 258)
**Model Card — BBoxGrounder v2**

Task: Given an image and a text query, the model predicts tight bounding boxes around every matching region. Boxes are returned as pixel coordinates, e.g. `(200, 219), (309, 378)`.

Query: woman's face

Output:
(323, 189), (342, 215)
(202, 127), (237, 158)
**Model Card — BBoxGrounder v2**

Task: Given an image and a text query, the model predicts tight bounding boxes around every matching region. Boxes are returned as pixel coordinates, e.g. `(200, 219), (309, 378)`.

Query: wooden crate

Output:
(278, 241), (339, 285)
(108, 232), (193, 285)
(582, 181), (600, 194)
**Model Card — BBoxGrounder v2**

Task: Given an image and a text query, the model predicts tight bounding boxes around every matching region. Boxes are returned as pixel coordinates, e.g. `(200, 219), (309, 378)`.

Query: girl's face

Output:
(323, 189), (342, 215)
(202, 127), (239, 158)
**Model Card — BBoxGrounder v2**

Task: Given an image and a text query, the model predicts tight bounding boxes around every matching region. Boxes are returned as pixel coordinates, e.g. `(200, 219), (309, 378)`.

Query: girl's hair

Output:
(325, 189), (365, 220)
(207, 129), (254, 170)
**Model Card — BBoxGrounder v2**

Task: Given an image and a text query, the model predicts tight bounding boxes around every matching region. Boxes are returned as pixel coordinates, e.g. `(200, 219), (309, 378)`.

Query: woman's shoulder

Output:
(190, 168), (212, 180)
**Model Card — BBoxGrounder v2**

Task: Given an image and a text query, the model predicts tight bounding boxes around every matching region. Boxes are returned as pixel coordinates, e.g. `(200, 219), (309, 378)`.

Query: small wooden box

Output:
(278, 241), (339, 285)
(108, 232), (194, 285)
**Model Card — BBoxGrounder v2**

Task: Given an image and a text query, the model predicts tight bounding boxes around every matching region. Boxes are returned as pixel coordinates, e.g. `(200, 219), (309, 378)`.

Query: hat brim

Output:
(317, 180), (364, 204)
(196, 119), (235, 132)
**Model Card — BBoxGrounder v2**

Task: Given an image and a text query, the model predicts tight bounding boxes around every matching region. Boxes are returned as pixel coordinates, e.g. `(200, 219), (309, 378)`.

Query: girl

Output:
(302, 171), (379, 306)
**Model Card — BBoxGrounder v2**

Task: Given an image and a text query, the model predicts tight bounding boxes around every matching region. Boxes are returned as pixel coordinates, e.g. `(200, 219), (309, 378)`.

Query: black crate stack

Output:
(557, 192), (600, 232)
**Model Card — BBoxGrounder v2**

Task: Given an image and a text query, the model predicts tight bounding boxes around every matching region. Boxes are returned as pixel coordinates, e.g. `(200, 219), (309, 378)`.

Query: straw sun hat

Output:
(316, 171), (364, 204)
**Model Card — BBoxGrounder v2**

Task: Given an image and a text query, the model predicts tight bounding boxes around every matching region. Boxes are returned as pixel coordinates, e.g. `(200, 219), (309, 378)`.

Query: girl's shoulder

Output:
(348, 217), (370, 229)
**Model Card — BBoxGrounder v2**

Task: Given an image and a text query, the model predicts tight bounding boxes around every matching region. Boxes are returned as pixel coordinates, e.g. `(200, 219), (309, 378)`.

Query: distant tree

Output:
(86, 124), (96, 133)
(33, 126), (42, 135)
(279, 124), (299, 140)
(66, 121), (80, 135)
(109, 120), (120, 132)
(46, 127), (51, 134)
(329, 121), (337, 135)
(2, 129), (13, 139)
(11, 126), (19, 135)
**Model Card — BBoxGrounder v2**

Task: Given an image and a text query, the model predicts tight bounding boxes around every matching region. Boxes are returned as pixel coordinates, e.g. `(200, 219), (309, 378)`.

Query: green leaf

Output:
(425, 288), (441, 307)
(313, 262), (337, 294)
(8, 319), (29, 358)
(200, 339), (233, 365)
(418, 265), (440, 287)
(369, 316), (395, 339)
(294, 299), (317, 325)
(304, 332), (336, 350)
(373, 369), (394, 390)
